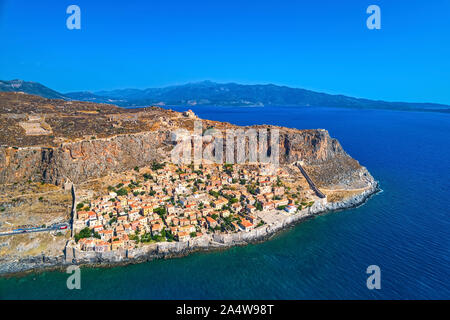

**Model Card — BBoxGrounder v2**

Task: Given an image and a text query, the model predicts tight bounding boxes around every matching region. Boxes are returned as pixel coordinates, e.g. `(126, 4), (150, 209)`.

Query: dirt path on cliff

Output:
(1, 189), (62, 200)
(320, 186), (371, 192)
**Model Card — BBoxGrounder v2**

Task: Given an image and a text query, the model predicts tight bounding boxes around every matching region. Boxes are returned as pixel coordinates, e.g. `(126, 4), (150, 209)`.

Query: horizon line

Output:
(2, 78), (450, 107)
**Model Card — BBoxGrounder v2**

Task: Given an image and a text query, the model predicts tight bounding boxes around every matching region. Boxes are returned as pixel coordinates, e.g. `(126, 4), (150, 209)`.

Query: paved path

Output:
(320, 186), (370, 192)
(295, 162), (326, 198)
(0, 223), (70, 237)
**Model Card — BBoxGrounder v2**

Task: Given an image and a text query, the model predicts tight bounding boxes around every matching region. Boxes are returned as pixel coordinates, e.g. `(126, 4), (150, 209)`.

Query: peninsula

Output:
(0, 92), (378, 275)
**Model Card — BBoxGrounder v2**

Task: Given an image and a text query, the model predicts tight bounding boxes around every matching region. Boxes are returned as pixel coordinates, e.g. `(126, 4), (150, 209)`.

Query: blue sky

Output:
(0, 0), (449, 104)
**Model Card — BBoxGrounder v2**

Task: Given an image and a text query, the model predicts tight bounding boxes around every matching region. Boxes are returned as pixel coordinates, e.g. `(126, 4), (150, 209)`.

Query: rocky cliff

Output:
(0, 92), (371, 190)
(0, 132), (169, 185)
(0, 127), (368, 190)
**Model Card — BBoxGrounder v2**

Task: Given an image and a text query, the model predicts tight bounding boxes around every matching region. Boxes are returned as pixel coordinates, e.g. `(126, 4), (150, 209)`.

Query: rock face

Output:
(0, 127), (364, 189)
(279, 129), (344, 163)
(0, 254), (66, 275)
(0, 131), (170, 185)
(41, 131), (171, 185)
(0, 92), (371, 189)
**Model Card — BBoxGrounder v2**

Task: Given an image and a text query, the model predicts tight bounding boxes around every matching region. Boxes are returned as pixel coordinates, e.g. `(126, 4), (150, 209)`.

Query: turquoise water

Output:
(1, 106), (449, 299)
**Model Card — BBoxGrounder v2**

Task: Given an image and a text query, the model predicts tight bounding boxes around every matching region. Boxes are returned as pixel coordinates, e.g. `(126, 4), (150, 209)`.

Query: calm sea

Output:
(1, 106), (449, 299)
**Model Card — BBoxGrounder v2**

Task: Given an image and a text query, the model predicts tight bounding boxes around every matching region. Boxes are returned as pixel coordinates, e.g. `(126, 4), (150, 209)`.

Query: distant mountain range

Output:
(0, 79), (67, 100)
(1, 79), (449, 112)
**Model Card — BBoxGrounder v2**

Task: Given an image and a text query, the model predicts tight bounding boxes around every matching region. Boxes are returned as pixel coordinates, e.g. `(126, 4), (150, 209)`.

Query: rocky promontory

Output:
(0, 92), (379, 276)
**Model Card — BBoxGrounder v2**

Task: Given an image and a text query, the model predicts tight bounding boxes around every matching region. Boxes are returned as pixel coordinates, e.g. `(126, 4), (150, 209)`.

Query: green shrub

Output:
(153, 206), (166, 217)
(116, 188), (128, 196)
(151, 162), (165, 171)
(74, 227), (92, 243)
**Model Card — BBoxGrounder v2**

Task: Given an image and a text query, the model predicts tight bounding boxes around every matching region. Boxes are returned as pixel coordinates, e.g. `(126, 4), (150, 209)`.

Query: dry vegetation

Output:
(0, 231), (69, 258)
(0, 182), (71, 231)
(0, 92), (184, 147)
(303, 154), (364, 189)
(322, 190), (364, 203)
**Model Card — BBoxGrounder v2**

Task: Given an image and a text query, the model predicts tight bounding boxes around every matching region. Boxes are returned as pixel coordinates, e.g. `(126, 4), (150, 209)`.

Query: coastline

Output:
(0, 180), (380, 278)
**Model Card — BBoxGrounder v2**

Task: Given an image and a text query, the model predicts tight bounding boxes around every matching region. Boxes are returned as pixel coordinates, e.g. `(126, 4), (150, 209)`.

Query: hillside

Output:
(2, 79), (449, 112)
(89, 80), (450, 111)
(0, 80), (67, 100)
(0, 91), (372, 192)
